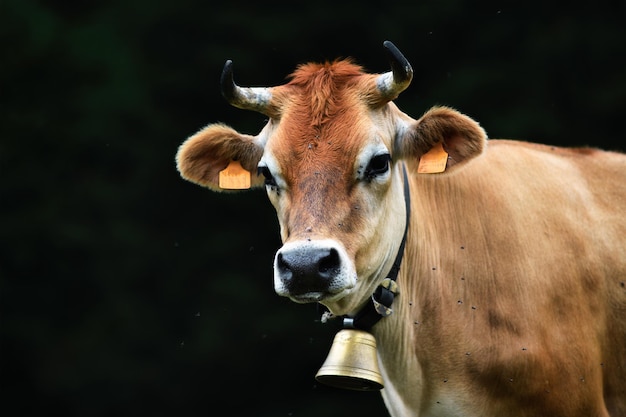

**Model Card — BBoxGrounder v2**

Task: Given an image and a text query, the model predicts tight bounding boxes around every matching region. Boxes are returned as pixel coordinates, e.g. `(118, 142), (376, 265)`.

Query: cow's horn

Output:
(220, 60), (273, 115)
(376, 40), (413, 101)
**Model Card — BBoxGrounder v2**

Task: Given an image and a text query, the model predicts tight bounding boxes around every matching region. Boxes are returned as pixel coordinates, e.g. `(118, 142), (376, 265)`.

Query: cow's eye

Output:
(365, 153), (391, 180)
(257, 166), (277, 187)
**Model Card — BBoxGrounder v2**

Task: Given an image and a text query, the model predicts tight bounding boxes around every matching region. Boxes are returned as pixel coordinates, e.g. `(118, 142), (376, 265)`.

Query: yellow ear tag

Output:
(218, 160), (251, 189)
(417, 143), (449, 174)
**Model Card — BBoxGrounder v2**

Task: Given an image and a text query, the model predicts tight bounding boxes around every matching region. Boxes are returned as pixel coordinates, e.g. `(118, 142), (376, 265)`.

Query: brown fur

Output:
(384, 141), (626, 416)
(176, 58), (626, 416)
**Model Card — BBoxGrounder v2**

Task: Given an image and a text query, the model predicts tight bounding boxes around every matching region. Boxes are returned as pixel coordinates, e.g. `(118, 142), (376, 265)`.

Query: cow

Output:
(176, 41), (626, 416)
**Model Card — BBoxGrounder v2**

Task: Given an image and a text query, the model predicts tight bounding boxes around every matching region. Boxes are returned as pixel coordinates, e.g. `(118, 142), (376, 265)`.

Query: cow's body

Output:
(176, 42), (626, 416)
(375, 140), (626, 416)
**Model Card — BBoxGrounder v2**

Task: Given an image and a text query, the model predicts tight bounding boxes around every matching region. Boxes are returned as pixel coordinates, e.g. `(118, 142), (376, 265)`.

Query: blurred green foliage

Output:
(1, 0), (624, 416)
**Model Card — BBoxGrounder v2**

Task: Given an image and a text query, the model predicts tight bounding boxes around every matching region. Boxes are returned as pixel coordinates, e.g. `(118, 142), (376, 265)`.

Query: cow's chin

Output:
(285, 288), (349, 304)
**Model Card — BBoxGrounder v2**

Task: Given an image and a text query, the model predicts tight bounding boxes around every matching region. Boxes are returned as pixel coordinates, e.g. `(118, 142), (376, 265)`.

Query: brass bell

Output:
(315, 328), (384, 391)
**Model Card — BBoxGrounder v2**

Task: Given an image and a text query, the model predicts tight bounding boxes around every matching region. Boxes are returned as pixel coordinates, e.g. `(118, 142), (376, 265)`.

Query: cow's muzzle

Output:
(273, 239), (356, 303)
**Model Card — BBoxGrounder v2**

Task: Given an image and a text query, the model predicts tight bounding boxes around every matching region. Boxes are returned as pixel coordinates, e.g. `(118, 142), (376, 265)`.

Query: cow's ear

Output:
(397, 106), (487, 173)
(176, 123), (265, 191)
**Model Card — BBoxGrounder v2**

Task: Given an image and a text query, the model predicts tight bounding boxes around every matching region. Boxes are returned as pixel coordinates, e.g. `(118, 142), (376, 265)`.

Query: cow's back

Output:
(400, 139), (626, 415)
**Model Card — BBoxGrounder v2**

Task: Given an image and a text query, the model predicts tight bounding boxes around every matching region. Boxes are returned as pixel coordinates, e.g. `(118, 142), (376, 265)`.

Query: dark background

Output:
(2, 1), (625, 416)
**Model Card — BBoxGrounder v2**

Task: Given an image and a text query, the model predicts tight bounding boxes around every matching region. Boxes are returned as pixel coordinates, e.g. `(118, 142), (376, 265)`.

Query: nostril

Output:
(318, 247), (340, 278)
(276, 252), (292, 279)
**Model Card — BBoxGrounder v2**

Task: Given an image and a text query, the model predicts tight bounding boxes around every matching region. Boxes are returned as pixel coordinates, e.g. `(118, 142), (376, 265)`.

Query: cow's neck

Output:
(372, 169), (424, 417)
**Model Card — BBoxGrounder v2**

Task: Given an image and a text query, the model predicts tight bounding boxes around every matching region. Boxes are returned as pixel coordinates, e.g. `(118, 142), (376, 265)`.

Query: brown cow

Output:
(176, 41), (626, 416)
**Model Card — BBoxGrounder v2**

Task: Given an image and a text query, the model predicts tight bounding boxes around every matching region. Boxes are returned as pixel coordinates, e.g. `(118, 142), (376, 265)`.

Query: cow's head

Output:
(176, 41), (486, 317)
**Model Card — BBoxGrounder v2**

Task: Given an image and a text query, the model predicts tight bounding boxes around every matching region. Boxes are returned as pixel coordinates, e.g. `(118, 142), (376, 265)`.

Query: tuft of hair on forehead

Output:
(287, 58), (365, 84)
(283, 59), (368, 129)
